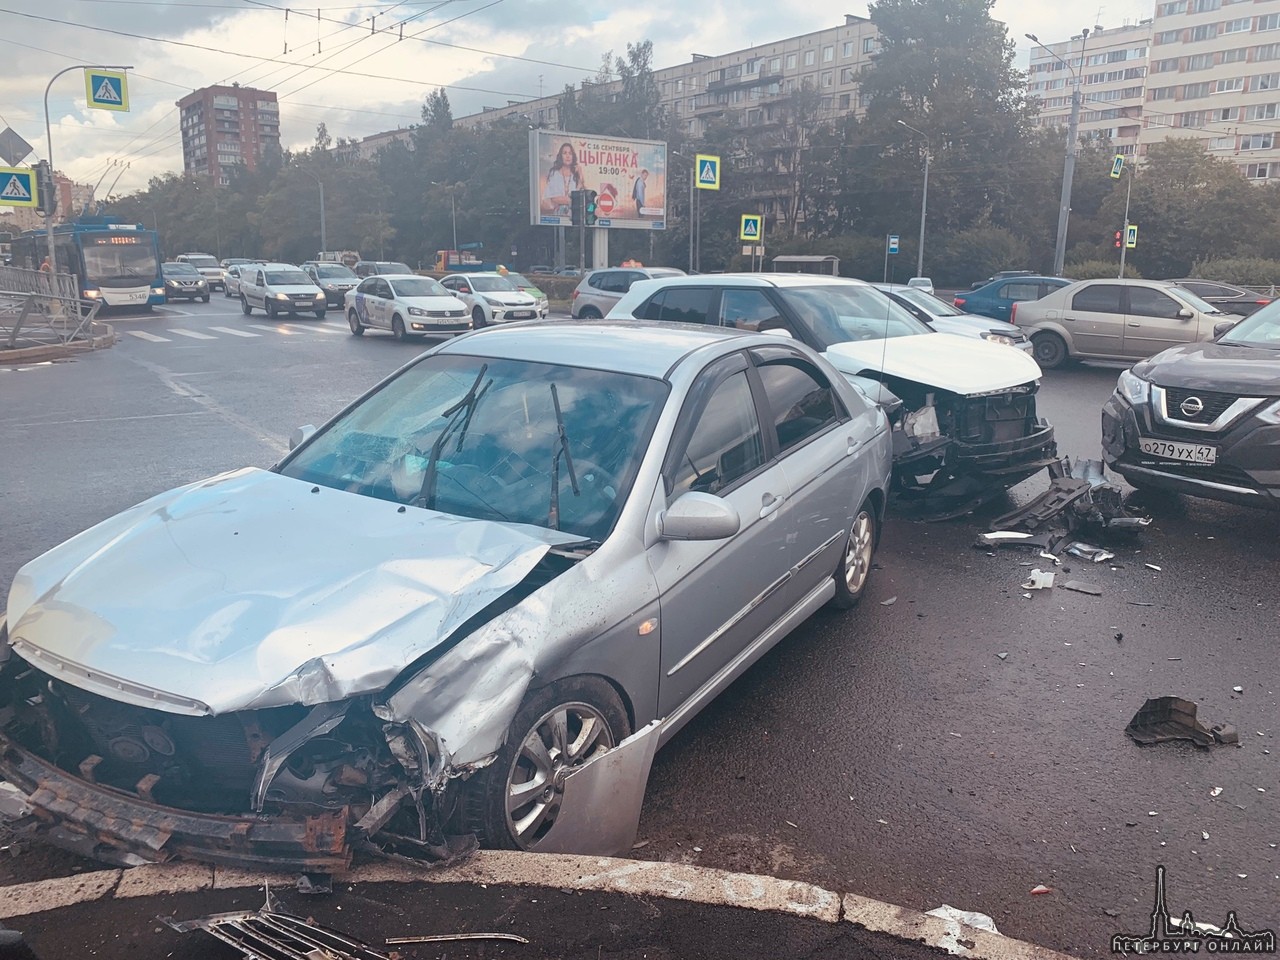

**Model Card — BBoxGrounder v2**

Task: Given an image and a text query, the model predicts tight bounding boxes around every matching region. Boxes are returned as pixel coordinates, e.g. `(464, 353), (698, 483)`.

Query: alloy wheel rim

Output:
(505, 702), (615, 849)
(844, 511), (873, 593)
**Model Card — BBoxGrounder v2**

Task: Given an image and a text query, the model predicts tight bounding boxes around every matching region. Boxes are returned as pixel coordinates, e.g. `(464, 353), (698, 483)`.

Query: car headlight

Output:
(483, 297), (504, 307)
(407, 307), (428, 317)
(1257, 399), (1280, 425)
(981, 332), (1015, 346)
(151, 286), (164, 295)
(85, 289), (103, 298)
(197, 280), (208, 288)
(314, 293), (325, 301)
(1117, 368), (1150, 406)
(274, 293), (291, 300)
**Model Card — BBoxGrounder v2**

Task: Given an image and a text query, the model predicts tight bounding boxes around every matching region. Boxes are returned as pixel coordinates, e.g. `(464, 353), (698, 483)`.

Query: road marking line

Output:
(127, 330), (171, 342)
(167, 328), (218, 340)
(285, 322), (343, 334)
(209, 326), (261, 338)
(249, 323), (295, 334)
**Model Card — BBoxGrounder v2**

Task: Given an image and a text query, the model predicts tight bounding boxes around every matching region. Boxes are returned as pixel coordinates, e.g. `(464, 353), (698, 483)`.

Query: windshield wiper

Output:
(415, 364), (491, 509)
(547, 382), (580, 531)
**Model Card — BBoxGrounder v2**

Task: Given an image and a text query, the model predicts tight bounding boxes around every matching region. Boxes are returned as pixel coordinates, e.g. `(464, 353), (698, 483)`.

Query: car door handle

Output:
(847, 436), (863, 456)
(760, 493), (786, 519)
(1064, 316), (1076, 322)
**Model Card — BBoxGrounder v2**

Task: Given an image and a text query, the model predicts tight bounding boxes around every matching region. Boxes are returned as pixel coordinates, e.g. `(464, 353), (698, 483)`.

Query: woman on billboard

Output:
(540, 141), (582, 216)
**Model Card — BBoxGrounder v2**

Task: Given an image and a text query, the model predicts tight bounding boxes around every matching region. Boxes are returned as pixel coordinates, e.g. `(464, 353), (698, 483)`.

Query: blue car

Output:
(952, 275), (1072, 323)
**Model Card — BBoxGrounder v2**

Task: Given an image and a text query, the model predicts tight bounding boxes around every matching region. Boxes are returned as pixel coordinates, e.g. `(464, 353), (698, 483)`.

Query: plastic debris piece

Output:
(1238, 874), (1248, 879)
(1211, 787), (1223, 797)
(1203, 831), (1210, 841)
(1066, 542), (1115, 563)
(785, 820), (798, 828)
(1127, 601), (1154, 606)
(631, 840), (650, 849)
(1149, 811), (1159, 817)
(1039, 551), (1062, 565)
(876, 818), (889, 825)
(981, 530), (1034, 542)
(1233, 685), (1244, 694)
(1021, 592), (1032, 599)
(1062, 580), (1102, 596)
(388, 934), (530, 945)
(1022, 568), (1055, 590)
(1258, 788), (1266, 793)
(1126, 697), (1220, 749)
(1212, 724), (1240, 745)
(996, 652), (1009, 661)
(1030, 884), (1052, 895)
(693, 846), (702, 852)
(925, 905), (1000, 934)
(881, 597), (898, 606)
(948, 732), (963, 738)
(1145, 563), (1162, 571)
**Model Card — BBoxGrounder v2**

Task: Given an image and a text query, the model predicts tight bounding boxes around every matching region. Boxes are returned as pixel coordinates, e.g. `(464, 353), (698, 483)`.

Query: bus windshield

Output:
(82, 240), (161, 288)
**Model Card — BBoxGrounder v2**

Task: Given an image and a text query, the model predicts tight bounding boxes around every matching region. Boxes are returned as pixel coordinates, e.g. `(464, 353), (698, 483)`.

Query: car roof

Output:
(254, 262), (306, 271)
(445, 272), (507, 279)
(606, 272), (867, 289)
(435, 320), (748, 378)
(977, 275), (1063, 285)
(373, 274), (431, 283)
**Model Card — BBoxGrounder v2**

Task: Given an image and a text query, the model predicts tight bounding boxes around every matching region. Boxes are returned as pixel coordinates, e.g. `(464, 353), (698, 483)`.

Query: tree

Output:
(422, 88), (453, 133)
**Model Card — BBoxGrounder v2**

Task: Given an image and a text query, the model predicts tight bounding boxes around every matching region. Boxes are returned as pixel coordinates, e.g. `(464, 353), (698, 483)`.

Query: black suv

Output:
(303, 261), (360, 307)
(353, 260), (413, 278)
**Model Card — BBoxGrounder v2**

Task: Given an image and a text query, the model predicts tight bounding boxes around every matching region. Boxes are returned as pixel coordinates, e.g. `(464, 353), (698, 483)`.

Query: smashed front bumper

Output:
(0, 733), (350, 871)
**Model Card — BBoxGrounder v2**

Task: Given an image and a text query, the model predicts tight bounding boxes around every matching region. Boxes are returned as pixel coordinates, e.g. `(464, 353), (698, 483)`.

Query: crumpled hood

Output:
(5, 469), (558, 716)
(824, 332), (1042, 394)
(1136, 342), (1280, 395)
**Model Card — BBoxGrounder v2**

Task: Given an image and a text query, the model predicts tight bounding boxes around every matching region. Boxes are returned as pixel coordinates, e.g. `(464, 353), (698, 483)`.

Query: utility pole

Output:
(1029, 29), (1090, 277)
(1118, 164), (1133, 278)
(896, 120), (931, 278)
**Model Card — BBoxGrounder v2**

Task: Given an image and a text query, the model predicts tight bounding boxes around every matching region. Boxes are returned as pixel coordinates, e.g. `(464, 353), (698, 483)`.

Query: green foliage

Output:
(925, 225), (1025, 287)
(1187, 257), (1280, 287)
(1064, 259), (1141, 280)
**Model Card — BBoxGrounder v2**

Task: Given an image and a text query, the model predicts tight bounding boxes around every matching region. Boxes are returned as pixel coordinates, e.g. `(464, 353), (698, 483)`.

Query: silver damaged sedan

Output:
(0, 320), (892, 869)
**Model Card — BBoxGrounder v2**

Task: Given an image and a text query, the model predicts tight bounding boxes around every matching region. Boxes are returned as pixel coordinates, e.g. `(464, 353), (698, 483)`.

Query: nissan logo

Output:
(1180, 396), (1205, 418)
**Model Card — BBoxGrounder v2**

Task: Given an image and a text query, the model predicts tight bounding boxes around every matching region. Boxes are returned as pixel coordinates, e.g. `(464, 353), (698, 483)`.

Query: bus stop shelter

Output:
(771, 255), (840, 276)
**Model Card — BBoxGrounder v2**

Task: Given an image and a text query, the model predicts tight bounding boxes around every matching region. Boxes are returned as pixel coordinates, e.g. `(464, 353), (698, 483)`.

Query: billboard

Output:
(529, 130), (667, 230)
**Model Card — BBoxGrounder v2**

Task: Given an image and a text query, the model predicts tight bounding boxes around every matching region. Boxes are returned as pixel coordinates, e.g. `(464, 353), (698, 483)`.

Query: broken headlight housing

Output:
(1117, 368), (1150, 407)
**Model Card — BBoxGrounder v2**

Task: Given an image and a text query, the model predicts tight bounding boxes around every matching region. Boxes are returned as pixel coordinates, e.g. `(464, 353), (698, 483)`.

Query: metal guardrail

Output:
(0, 265), (79, 302)
(0, 268), (103, 351)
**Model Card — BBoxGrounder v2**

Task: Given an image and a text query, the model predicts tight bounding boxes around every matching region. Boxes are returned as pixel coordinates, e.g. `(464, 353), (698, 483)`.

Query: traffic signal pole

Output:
(1118, 165), (1133, 279)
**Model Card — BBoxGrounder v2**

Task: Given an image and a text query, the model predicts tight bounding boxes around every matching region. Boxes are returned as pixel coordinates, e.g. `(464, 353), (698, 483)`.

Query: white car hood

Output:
(267, 284), (323, 295)
(402, 295), (468, 310)
(5, 469), (562, 716)
(483, 292), (537, 306)
(824, 332), (1042, 394)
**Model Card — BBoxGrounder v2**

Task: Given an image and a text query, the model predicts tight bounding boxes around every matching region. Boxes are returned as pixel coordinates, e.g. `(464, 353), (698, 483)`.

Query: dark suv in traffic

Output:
(302, 261), (360, 307)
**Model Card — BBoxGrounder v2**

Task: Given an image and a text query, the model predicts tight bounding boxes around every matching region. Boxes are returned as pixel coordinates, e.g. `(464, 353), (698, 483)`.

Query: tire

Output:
(458, 676), (630, 850)
(577, 306), (602, 320)
(200, 294), (210, 303)
(314, 309), (326, 319)
(1031, 331), (1068, 370)
(224, 286), (232, 299)
(828, 501), (878, 609)
(266, 301), (278, 319)
(471, 306), (487, 329)
(241, 295), (252, 316)
(392, 315), (407, 341)
(348, 310), (364, 336)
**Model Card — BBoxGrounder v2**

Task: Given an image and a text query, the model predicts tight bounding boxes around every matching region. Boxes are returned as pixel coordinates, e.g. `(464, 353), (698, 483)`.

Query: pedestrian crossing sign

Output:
(739, 214), (762, 241)
(696, 153), (720, 190)
(1125, 224), (1138, 249)
(0, 166), (37, 208)
(85, 69), (129, 112)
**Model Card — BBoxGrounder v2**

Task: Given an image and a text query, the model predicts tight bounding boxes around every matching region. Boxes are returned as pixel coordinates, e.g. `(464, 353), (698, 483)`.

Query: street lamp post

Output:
(430, 182), (460, 266)
(670, 151), (695, 273)
(301, 169), (327, 255)
(896, 120), (931, 279)
(43, 63), (133, 272)
(1028, 29), (1091, 277)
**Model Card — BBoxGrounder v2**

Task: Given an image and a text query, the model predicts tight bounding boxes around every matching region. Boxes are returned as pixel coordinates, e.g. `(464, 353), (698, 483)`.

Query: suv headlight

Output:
(981, 332), (1015, 346)
(1117, 368), (1150, 406)
(1257, 399), (1280, 425)
(407, 307), (428, 317)
(483, 296), (503, 307)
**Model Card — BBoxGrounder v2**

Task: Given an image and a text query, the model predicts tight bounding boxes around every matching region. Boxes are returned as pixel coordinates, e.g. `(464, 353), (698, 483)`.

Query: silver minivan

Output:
(238, 262), (328, 319)
(570, 267), (686, 318)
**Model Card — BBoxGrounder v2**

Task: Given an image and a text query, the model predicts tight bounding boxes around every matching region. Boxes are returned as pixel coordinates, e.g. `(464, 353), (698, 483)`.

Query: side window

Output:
(622, 271), (647, 291)
(440, 277), (455, 290)
(255, 270), (265, 286)
(753, 353), (841, 452)
(655, 288), (715, 324)
(1127, 287), (1184, 319)
(1002, 282), (1041, 302)
(590, 271), (617, 292)
(634, 292), (664, 321)
(1072, 284), (1124, 313)
(671, 370), (765, 496)
(1178, 281), (1214, 297)
(719, 289), (786, 331)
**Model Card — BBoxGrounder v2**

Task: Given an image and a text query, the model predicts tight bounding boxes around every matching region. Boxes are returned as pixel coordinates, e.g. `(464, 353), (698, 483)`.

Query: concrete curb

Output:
(0, 324), (117, 364)
(0, 853), (1079, 960)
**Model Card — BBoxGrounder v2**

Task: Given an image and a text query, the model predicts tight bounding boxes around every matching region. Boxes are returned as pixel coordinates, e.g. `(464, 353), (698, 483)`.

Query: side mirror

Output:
(1213, 319), (1238, 339)
(289, 424), (317, 451)
(659, 492), (740, 541)
(1177, 307), (1194, 320)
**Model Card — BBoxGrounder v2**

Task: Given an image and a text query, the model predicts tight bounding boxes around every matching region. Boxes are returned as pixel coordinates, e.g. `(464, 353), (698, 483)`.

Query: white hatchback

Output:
(440, 273), (540, 327)
(344, 274), (471, 340)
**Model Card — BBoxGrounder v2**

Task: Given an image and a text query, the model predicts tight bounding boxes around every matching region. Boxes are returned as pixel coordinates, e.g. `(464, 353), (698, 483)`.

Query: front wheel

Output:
(471, 305), (487, 329)
(458, 676), (629, 850)
(266, 302), (278, 319)
(314, 309), (326, 319)
(241, 295), (252, 315)
(829, 502), (877, 609)
(576, 306), (602, 320)
(200, 294), (210, 303)
(392, 315), (407, 341)
(348, 310), (365, 336)
(1031, 331), (1068, 370)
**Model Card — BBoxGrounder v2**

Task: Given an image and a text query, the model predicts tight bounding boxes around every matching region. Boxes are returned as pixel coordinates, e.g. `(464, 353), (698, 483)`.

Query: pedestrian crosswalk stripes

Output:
(127, 330), (170, 342)
(122, 324), (350, 345)
(208, 326), (261, 338)
(168, 328), (218, 340)
(249, 323), (295, 334)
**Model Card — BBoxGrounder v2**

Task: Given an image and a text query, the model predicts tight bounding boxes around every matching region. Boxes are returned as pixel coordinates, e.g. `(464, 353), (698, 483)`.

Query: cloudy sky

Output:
(1, 0), (1152, 195)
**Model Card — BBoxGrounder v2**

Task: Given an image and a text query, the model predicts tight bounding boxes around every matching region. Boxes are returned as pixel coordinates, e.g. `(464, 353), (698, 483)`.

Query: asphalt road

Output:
(1, 302), (1276, 957)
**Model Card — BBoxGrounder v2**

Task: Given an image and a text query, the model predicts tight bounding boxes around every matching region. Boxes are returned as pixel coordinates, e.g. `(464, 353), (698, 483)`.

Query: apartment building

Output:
(177, 84), (281, 185)
(1141, 0), (1280, 180)
(1029, 22), (1152, 156)
(454, 14), (881, 138)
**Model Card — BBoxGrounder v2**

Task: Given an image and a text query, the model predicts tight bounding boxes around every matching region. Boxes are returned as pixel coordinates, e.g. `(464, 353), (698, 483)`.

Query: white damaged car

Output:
(608, 274), (1057, 506)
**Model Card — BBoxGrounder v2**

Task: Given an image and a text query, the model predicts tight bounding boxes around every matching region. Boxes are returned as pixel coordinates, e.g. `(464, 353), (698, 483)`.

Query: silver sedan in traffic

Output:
(0, 320), (891, 867)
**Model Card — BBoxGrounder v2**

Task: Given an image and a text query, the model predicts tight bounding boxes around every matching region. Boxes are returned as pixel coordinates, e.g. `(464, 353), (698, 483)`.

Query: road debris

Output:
(1211, 787), (1223, 797)
(1125, 697), (1239, 750)
(1030, 884), (1053, 895)
(1145, 563), (1162, 572)
(925, 904), (1001, 933)
(1127, 601), (1154, 607)
(1066, 542), (1115, 563)
(1203, 831), (1210, 841)
(996, 652), (1009, 661)
(1039, 551), (1061, 565)
(881, 597), (898, 606)
(1062, 580), (1102, 596)
(388, 934), (530, 945)
(1021, 568), (1055, 590)
(877, 818), (890, 825)
(1233, 685), (1244, 694)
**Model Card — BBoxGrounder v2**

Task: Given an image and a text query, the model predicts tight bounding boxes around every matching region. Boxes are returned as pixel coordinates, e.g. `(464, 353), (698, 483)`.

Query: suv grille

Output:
(1164, 387), (1237, 424)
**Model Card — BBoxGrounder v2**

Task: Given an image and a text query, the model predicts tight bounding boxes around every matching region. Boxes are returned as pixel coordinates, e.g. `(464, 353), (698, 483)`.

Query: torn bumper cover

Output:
(0, 734), (350, 871)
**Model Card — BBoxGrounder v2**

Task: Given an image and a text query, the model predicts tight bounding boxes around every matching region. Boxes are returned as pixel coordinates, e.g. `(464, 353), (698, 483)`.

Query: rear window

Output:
(647, 288), (715, 324)
(181, 255), (219, 269)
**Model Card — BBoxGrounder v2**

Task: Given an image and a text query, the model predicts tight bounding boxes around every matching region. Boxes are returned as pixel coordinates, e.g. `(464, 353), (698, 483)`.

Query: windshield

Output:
(470, 276), (517, 292)
(314, 264), (357, 279)
(183, 256), (219, 269)
(506, 273), (537, 288)
(379, 262), (413, 274)
(1170, 286), (1224, 315)
(390, 277), (448, 298)
(163, 263), (201, 277)
(776, 285), (933, 348)
(279, 354), (669, 540)
(266, 270), (313, 285)
(81, 239), (160, 286)
(896, 287), (963, 316)
(1218, 302), (1280, 347)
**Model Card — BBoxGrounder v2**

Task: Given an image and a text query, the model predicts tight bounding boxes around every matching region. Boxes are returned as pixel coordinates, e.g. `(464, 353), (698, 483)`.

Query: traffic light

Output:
(35, 160), (56, 217)
(584, 189), (599, 226)
(1114, 230), (1123, 249)
(570, 189), (585, 226)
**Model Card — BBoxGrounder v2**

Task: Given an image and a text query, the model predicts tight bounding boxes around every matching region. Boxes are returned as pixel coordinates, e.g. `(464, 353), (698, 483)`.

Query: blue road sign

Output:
(696, 153), (721, 190)
(85, 69), (129, 112)
(888, 234), (900, 255)
(0, 167), (38, 208)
